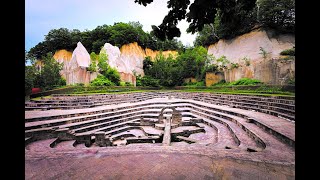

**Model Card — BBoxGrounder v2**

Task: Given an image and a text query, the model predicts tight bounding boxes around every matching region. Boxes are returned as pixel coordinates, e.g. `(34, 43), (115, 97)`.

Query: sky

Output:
(25, 0), (197, 51)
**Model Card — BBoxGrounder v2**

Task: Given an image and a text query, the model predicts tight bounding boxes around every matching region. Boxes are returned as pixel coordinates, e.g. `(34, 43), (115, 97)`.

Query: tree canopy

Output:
(28, 22), (183, 60)
(135, 0), (294, 43)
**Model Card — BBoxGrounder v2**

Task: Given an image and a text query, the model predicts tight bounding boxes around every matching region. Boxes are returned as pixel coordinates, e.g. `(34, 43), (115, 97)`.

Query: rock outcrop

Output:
(207, 28), (295, 84)
(102, 42), (178, 85)
(54, 42), (97, 85)
(53, 41), (178, 86)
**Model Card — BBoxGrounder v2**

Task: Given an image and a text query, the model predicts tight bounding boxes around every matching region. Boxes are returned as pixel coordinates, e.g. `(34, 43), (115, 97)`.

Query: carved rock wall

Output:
(54, 42), (178, 85)
(207, 28), (295, 84)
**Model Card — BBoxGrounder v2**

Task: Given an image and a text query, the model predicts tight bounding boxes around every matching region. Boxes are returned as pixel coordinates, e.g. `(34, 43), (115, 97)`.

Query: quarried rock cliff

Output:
(207, 28), (295, 84)
(54, 42), (97, 85)
(53, 41), (178, 86)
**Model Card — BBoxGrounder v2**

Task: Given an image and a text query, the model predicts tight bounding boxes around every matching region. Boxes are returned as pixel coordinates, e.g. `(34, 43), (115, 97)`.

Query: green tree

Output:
(135, 0), (257, 40)
(97, 50), (109, 75)
(257, 0), (295, 33)
(88, 52), (98, 72)
(105, 67), (121, 86)
(194, 24), (219, 47)
(37, 53), (65, 90)
(25, 65), (37, 96)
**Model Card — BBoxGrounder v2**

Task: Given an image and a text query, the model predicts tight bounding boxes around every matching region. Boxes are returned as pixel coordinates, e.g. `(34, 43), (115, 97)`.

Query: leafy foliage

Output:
(142, 46), (216, 87)
(25, 66), (37, 96)
(135, 0), (257, 41)
(28, 22), (183, 59)
(89, 50), (120, 85)
(140, 75), (160, 87)
(257, 0), (295, 33)
(229, 78), (263, 85)
(97, 50), (109, 75)
(90, 75), (115, 86)
(280, 48), (295, 56)
(37, 53), (66, 90)
(26, 53), (66, 93)
(105, 67), (121, 86)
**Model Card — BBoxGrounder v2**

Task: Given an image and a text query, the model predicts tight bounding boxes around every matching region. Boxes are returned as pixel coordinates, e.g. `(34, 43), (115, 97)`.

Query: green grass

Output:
(31, 95), (52, 100)
(34, 84), (294, 98)
(177, 88), (294, 97)
(68, 88), (294, 97)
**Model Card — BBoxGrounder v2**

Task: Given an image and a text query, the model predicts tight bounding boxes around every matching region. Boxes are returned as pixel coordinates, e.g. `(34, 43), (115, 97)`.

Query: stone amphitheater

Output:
(25, 92), (295, 179)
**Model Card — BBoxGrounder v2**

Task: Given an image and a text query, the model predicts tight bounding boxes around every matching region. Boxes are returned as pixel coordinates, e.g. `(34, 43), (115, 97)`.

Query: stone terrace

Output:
(25, 92), (295, 121)
(25, 93), (295, 179)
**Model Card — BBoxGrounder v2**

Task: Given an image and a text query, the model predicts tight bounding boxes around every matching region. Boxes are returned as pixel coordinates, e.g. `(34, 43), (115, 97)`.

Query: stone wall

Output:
(207, 28), (295, 84)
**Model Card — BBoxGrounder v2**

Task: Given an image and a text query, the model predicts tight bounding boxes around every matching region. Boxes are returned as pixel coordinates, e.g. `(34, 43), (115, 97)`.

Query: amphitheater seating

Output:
(25, 94), (295, 157)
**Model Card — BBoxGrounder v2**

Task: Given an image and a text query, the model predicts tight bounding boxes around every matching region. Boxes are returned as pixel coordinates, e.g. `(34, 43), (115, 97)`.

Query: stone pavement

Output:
(26, 148), (294, 180)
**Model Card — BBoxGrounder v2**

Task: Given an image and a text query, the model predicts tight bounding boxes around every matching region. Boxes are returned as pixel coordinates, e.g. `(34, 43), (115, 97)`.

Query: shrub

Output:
(119, 82), (126, 86)
(140, 75), (160, 87)
(230, 63), (240, 69)
(211, 80), (227, 86)
(104, 67), (121, 86)
(229, 78), (263, 85)
(280, 48), (295, 56)
(241, 57), (251, 66)
(185, 81), (205, 87)
(125, 82), (133, 86)
(90, 75), (115, 86)
(136, 75), (142, 86)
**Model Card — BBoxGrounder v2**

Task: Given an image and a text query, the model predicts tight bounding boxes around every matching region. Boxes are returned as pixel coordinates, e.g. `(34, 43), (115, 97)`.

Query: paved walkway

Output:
(26, 143), (295, 180)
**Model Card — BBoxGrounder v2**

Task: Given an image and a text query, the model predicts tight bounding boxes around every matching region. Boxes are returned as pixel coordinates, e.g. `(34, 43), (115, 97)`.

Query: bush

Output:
(211, 80), (227, 86)
(229, 78), (263, 85)
(280, 48), (295, 56)
(136, 75), (142, 86)
(125, 82), (133, 86)
(104, 67), (121, 86)
(119, 82), (126, 86)
(140, 75), (160, 87)
(90, 75), (115, 86)
(185, 81), (205, 87)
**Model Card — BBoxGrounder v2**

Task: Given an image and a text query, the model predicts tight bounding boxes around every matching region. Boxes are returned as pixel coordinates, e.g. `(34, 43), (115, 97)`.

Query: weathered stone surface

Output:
(53, 42), (96, 85)
(208, 28), (295, 63)
(205, 72), (225, 86)
(102, 42), (178, 84)
(208, 28), (295, 84)
(100, 43), (124, 72)
(119, 72), (136, 86)
(145, 48), (178, 60)
(53, 49), (72, 64)
(119, 42), (146, 76)
(71, 42), (91, 68)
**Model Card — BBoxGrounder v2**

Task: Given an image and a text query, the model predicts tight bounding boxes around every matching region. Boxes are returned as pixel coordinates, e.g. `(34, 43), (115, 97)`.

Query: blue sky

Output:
(25, 0), (197, 51)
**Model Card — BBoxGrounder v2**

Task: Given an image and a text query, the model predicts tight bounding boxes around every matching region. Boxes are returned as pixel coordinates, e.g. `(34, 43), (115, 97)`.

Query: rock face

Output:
(145, 48), (178, 60)
(54, 41), (178, 86)
(205, 72), (225, 87)
(119, 42), (146, 76)
(102, 42), (178, 85)
(207, 28), (295, 84)
(54, 42), (97, 85)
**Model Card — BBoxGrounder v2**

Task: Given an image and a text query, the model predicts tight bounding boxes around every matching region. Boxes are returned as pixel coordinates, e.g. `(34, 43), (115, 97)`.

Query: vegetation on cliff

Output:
(135, 0), (294, 44)
(88, 51), (121, 86)
(195, 0), (294, 46)
(28, 22), (183, 59)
